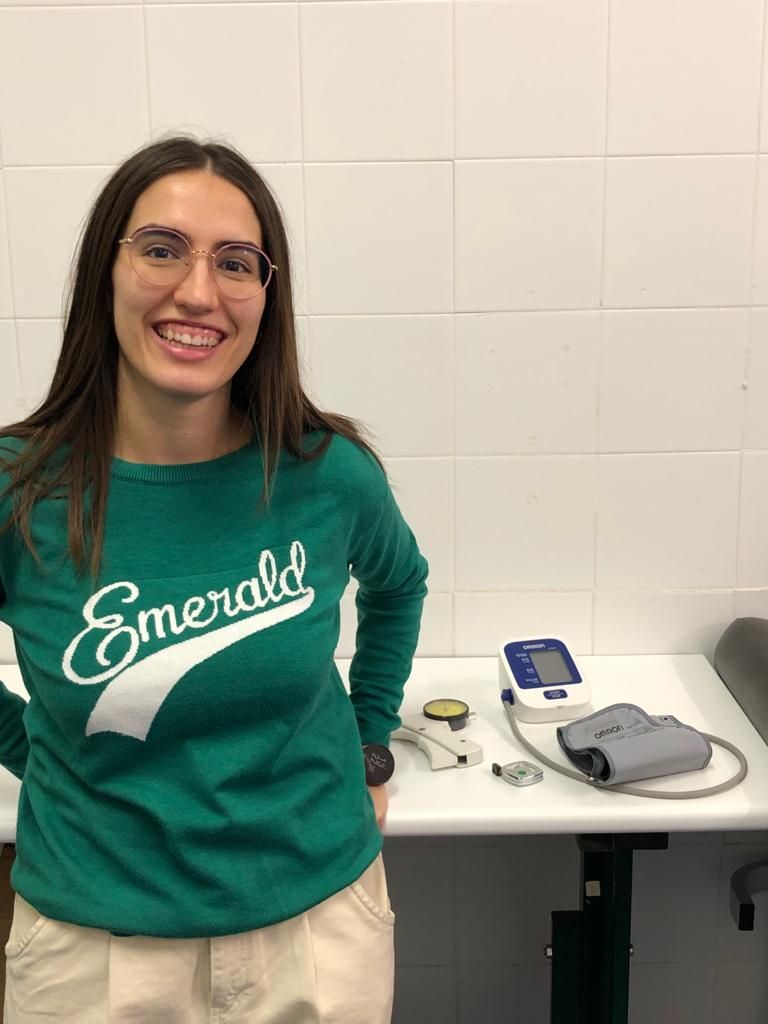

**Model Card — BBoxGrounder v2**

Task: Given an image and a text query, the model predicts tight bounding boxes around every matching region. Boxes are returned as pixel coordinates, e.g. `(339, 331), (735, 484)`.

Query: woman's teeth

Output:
(155, 326), (222, 349)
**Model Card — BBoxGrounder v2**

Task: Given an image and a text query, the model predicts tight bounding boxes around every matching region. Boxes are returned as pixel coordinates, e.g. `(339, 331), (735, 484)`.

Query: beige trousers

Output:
(4, 853), (394, 1024)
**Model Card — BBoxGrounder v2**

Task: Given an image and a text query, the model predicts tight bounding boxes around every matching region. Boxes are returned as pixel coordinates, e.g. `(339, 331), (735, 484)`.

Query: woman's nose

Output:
(173, 253), (219, 310)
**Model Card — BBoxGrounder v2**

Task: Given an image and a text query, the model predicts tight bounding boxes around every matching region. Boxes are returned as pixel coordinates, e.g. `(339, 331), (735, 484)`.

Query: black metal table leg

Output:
(549, 833), (668, 1024)
(550, 911), (583, 1024)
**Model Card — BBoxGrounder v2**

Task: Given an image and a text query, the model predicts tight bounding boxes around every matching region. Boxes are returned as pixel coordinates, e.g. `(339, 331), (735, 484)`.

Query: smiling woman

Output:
(0, 137), (428, 1024)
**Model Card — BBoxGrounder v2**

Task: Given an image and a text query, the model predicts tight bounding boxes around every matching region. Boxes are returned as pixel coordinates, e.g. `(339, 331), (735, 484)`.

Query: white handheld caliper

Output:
(391, 699), (483, 770)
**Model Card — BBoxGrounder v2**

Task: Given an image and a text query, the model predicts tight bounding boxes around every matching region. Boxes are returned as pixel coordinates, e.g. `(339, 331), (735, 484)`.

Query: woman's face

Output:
(111, 170), (268, 407)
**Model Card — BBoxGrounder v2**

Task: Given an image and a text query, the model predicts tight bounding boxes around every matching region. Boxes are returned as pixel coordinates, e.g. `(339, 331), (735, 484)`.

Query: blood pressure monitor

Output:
(498, 636), (591, 723)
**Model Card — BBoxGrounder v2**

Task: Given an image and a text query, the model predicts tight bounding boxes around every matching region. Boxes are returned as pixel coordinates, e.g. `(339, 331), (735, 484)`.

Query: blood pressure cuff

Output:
(556, 703), (712, 786)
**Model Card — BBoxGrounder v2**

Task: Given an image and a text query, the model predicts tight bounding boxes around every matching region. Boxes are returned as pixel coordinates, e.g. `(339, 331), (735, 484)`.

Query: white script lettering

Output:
(63, 540), (311, 686)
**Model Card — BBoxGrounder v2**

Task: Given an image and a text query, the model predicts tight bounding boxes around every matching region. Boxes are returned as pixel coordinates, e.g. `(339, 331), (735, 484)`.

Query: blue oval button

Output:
(543, 689), (567, 700)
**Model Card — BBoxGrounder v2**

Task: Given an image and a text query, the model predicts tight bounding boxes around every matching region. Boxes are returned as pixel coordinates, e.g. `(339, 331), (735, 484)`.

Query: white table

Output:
(358, 654), (768, 836)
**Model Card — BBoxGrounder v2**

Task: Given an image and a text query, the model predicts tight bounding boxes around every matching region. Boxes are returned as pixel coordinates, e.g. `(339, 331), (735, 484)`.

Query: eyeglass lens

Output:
(127, 229), (272, 298)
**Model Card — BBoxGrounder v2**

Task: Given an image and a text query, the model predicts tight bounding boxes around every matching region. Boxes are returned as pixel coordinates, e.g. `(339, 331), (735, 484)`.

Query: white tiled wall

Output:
(2, 1), (768, 1021)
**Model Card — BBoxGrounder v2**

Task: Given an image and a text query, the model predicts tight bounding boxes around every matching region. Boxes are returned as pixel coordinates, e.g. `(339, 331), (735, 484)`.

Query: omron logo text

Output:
(594, 725), (623, 739)
(522, 643), (546, 650)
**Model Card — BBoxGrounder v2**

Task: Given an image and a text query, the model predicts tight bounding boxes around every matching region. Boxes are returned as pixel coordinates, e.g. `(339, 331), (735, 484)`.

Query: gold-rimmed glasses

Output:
(118, 227), (277, 300)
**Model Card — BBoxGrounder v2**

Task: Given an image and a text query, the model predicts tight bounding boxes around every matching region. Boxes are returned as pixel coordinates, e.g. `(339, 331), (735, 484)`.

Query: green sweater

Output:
(0, 434), (427, 938)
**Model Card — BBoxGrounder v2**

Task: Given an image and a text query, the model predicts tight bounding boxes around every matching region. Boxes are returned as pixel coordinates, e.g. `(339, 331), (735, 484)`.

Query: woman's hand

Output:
(367, 784), (389, 831)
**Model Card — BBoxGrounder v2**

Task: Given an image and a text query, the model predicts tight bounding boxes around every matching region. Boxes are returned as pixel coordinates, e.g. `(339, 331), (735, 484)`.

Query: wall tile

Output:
(307, 316), (451, 456)
(0, 8), (147, 166)
(455, 456), (596, 590)
(304, 163), (452, 314)
(629, 964), (716, 1024)
(0, 321), (23, 428)
(15, 321), (62, 415)
(723, 832), (768, 845)
(596, 454), (740, 588)
(455, 839), (579, 964)
(669, 832), (723, 847)
(714, 963), (768, 1024)
(454, 591), (592, 657)
(593, 590), (735, 658)
(737, 453), (768, 587)
(455, 0), (607, 158)
(599, 310), (748, 453)
(455, 312), (599, 455)
(455, 159), (603, 312)
(608, 0), (762, 155)
(2, 0), (130, 4)
(631, 845), (721, 963)
(457, 964), (551, 1024)
(745, 309), (768, 449)
(385, 840), (455, 966)
(0, 175), (13, 318)
(301, 1), (452, 161)
(751, 158), (768, 306)
(734, 589), (768, 618)
(384, 458), (453, 591)
(393, 966), (457, 1024)
(453, 833), (576, 852)
(146, 4), (301, 163)
(5, 168), (112, 319)
(603, 157), (754, 309)
(145, 0), (449, 3)
(144, 0), (293, 3)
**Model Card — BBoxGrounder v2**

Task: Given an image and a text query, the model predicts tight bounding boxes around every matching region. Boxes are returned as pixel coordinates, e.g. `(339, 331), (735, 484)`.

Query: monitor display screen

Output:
(529, 649), (573, 685)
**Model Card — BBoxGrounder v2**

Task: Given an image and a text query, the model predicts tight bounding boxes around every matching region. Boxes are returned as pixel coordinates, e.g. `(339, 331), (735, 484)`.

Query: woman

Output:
(0, 136), (427, 1023)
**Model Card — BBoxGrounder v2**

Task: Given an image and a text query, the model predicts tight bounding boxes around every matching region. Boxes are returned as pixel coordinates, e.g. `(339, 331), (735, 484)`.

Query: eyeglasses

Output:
(117, 227), (278, 300)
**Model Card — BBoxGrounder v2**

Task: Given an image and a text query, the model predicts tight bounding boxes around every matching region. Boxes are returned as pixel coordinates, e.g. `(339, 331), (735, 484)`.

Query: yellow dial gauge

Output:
(422, 698), (470, 729)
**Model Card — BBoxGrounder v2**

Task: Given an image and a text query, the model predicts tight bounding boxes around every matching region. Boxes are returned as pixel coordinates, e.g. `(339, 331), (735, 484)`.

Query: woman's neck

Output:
(114, 378), (251, 466)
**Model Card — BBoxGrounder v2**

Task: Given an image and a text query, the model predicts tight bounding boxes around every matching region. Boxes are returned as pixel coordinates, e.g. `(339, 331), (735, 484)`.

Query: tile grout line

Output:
(450, 0), (457, 655)
(140, 0), (152, 138)
(592, 0), (613, 653)
(295, 0), (310, 321)
(0, 168), (23, 406)
(733, 0), (768, 605)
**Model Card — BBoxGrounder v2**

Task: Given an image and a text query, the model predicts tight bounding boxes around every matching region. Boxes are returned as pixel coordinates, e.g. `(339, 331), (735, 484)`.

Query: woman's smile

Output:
(150, 319), (229, 361)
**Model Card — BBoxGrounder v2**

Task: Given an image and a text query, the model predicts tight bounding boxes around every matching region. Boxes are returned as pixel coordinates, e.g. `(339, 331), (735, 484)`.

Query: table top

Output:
(0, 653), (766, 842)
(341, 653), (768, 837)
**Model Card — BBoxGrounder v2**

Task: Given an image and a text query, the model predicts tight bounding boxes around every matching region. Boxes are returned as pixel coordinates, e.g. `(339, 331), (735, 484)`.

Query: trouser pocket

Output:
(305, 853), (395, 1024)
(350, 852), (395, 926)
(4, 894), (109, 1024)
(5, 894), (49, 959)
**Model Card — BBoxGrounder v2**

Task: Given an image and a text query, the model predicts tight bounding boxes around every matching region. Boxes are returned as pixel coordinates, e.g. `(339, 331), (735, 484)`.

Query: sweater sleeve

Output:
(0, 680), (28, 781)
(347, 459), (429, 748)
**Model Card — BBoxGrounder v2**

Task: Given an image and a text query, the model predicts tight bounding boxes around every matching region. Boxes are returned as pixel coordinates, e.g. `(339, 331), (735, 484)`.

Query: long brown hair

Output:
(0, 136), (379, 576)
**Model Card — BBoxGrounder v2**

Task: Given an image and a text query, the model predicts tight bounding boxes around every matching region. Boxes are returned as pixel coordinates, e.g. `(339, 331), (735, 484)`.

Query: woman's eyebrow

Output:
(134, 223), (261, 249)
